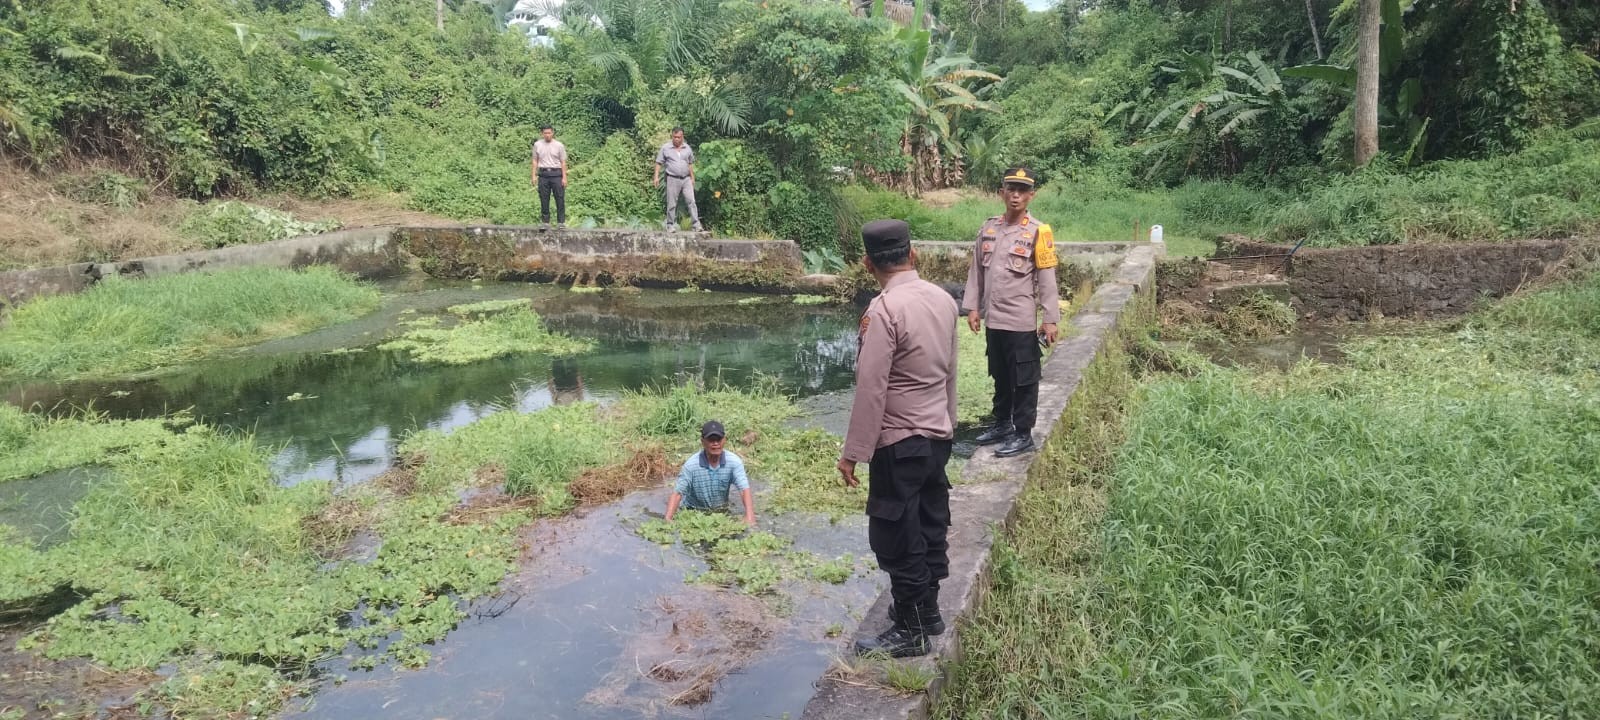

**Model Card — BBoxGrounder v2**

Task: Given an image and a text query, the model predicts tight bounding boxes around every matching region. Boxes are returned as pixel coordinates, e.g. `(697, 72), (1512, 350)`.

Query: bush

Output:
(179, 201), (340, 248)
(53, 170), (149, 209)
(1263, 133), (1600, 246)
(768, 181), (838, 254)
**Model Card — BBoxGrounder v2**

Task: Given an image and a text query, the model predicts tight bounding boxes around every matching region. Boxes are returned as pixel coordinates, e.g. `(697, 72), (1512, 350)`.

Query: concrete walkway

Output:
(801, 241), (1162, 720)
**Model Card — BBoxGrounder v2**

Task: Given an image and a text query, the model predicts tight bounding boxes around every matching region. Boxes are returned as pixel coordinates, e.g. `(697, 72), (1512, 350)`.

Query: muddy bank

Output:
(1214, 236), (1577, 319)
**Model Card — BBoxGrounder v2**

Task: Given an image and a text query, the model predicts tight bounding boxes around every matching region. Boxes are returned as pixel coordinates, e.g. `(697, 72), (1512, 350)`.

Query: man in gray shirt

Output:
(531, 124), (568, 228)
(652, 127), (702, 232)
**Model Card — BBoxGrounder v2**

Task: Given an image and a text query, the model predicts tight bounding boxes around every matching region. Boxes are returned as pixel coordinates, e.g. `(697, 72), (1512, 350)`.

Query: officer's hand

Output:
(652, 178), (659, 188)
(967, 310), (981, 333)
(836, 458), (859, 488)
(1042, 322), (1059, 345)
(561, 178), (568, 187)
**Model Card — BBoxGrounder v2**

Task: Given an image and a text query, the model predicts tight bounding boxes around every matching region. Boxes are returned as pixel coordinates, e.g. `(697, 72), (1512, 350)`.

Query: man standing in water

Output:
(962, 166), (1060, 458)
(652, 127), (703, 232)
(665, 420), (755, 528)
(531, 124), (568, 228)
(838, 219), (958, 658)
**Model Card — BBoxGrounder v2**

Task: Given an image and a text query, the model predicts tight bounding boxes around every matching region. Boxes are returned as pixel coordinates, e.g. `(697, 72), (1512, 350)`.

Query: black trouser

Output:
(537, 169), (565, 224)
(866, 435), (953, 609)
(986, 328), (1042, 433)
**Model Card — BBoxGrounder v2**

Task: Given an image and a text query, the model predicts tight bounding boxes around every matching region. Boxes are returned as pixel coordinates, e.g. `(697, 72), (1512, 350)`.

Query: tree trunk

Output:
(1304, 0), (1324, 59)
(1353, 0), (1380, 167)
(1223, 0), (1233, 53)
(436, 0), (445, 31)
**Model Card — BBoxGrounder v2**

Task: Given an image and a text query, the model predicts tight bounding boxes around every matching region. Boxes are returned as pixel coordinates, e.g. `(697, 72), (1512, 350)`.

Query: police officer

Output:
(962, 167), (1061, 458)
(837, 219), (959, 658)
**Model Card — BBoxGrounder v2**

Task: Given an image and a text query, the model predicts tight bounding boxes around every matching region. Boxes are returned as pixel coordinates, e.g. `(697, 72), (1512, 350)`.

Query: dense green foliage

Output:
(942, 270), (1600, 716)
(0, 267), (380, 379)
(3, 0), (1596, 256)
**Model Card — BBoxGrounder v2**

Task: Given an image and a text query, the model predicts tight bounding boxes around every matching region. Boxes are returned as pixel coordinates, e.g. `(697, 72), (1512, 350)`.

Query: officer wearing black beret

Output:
(839, 219), (960, 658)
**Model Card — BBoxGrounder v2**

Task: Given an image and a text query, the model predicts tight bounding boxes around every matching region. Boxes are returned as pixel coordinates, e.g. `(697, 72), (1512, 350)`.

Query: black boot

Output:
(888, 590), (945, 635)
(994, 432), (1036, 458)
(855, 608), (931, 658)
(975, 423), (1015, 446)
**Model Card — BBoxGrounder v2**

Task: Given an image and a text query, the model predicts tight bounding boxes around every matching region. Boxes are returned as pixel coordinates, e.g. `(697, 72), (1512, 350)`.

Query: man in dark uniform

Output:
(837, 219), (959, 658)
(962, 167), (1061, 458)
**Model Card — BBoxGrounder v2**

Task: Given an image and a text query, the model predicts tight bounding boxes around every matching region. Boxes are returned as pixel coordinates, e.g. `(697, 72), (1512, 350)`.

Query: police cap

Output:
(1001, 167), (1038, 188)
(861, 219), (911, 255)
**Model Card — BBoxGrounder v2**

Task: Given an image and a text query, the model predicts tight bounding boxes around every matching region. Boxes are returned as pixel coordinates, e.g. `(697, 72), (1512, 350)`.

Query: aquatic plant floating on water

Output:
(379, 303), (593, 365)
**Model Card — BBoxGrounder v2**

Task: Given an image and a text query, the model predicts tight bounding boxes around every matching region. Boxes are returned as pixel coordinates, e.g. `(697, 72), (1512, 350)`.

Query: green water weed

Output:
(445, 298), (530, 316)
(379, 306), (592, 366)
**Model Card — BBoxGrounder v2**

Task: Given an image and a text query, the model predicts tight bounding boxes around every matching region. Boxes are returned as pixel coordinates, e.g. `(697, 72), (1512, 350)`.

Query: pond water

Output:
(1, 278), (882, 718)
(3, 279), (862, 491)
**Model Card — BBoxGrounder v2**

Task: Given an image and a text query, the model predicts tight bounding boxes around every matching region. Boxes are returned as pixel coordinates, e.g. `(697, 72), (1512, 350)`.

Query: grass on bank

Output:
(940, 269), (1600, 717)
(853, 130), (1600, 256)
(0, 267), (381, 379)
(0, 404), (178, 483)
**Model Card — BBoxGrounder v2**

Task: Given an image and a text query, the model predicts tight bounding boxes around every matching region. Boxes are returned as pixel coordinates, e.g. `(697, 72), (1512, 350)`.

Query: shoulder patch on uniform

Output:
(1035, 224), (1058, 269)
(859, 314), (871, 336)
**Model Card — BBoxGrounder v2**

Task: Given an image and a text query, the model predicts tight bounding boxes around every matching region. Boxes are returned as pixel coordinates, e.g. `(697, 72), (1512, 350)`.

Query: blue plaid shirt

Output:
(674, 450), (750, 510)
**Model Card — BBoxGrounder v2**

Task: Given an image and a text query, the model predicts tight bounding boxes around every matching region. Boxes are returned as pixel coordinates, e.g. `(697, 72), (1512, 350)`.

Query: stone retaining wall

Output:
(393, 226), (805, 291)
(801, 242), (1161, 720)
(1220, 237), (1574, 319)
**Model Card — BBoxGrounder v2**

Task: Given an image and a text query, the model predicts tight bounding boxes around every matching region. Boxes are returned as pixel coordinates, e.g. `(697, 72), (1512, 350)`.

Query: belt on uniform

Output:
(666, 173), (688, 180)
(537, 167), (562, 174)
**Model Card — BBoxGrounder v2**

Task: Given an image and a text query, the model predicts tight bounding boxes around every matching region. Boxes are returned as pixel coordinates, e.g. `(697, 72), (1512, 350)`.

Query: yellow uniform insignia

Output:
(1034, 224), (1058, 269)
(859, 314), (871, 336)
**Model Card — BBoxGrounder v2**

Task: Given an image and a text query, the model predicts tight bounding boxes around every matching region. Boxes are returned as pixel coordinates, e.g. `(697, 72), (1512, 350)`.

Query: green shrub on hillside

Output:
(1265, 134), (1600, 246)
(179, 201), (340, 248)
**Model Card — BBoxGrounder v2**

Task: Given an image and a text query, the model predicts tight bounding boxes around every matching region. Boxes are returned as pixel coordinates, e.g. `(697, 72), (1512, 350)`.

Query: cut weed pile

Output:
(378, 299), (593, 365)
(941, 270), (1600, 717)
(0, 266), (381, 379)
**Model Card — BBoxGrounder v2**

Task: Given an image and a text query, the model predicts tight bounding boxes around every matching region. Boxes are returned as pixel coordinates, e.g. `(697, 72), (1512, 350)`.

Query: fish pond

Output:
(0, 277), (935, 719)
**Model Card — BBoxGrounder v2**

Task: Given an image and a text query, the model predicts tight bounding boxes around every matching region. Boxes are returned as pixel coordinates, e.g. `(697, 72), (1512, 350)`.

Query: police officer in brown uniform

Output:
(963, 167), (1061, 458)
(837, 219), (959, 658)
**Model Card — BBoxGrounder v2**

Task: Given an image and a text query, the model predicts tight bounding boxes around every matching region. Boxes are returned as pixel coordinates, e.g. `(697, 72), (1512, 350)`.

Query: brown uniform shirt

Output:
(842, 270), (959, 463)
(960, 213), (1062, 332)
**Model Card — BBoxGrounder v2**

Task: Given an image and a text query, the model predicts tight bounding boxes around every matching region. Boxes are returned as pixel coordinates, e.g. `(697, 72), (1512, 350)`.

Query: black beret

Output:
(861, 219), (911, 255)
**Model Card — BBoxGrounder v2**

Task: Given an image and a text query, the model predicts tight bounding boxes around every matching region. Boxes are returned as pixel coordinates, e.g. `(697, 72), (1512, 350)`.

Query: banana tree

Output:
(885, 0), (1000, 192)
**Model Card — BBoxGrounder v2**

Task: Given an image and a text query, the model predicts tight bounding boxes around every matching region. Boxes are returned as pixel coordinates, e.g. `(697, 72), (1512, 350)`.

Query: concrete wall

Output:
(0, 228), (404, 311)
(394, 226), (806, 291)
(0, 226), (810, 310)
(1222, 237), (1574, 319)
(801, 242), (1162, 720)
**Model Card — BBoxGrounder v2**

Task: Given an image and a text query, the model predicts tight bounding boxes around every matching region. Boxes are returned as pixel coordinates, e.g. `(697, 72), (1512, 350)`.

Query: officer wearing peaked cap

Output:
(838, 219), (959, 659)
(962, 167), (1061, 458)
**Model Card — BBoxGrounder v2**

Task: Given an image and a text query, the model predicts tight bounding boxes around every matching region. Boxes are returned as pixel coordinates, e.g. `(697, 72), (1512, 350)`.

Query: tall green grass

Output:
(1264, 134), (1600, 247)
(0, 404), (176, 483)
(845, 179), (1270, 257)
(942, 271), (1600, 717)
(0, 267), (381, 379)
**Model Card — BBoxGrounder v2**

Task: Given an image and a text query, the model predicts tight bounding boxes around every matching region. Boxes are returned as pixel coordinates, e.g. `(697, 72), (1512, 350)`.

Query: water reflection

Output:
(1, 284), (860, 488)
